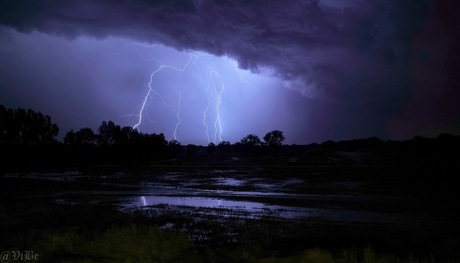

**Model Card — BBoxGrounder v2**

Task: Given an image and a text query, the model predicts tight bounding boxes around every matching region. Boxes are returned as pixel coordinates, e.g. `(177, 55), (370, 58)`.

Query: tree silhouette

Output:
(117, 126), (134, 145)
(64, 128), (96, 145)
(168, 140), (181, 147)
(263, 130), (285, 147)
(240, 134), (261, 146)
(263, 130), (285, 155)
(0, 105), (59, 145)
(97, 121), (120, 146)
(239, 134), (262, 155)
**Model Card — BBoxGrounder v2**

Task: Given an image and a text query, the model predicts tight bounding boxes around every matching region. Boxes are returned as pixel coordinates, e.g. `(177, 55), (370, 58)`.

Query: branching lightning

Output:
(211, 71), (224, 143)
(132, 54), (194, 134)
(201, 70), (224, 144)
(111, 43), (226, 144)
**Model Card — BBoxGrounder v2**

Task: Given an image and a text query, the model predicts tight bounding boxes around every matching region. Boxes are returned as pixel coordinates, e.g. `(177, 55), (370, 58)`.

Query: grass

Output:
(2, 200), (457, 263)
(30, 227), (457, 263)
(35, 225), (198, 263)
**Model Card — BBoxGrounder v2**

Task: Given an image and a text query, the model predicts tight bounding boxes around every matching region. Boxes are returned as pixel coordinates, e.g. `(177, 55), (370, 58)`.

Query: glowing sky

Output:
(1, 0), (459, 145)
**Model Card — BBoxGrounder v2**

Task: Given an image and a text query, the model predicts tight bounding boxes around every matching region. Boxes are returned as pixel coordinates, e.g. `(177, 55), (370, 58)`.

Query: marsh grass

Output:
(32, 227), (455, 263)
(35, 225), (198, 263)
(1, 200), (457, 263)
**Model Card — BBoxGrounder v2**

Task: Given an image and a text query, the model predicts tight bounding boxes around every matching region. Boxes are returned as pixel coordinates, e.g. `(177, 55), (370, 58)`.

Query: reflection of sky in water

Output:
(123, 195), (406, 223)
(137, 195), (274, 210)
(131, 195), (309, 219)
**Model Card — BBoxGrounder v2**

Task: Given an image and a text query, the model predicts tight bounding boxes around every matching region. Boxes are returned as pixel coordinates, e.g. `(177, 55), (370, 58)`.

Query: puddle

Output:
(132, 196), (275, 210)
(120, 195), (408, 223)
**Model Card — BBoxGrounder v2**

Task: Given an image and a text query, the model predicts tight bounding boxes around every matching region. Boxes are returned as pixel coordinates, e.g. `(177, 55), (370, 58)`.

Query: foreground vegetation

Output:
(2, 205), (458, 263)
(33, 226), (456, 263)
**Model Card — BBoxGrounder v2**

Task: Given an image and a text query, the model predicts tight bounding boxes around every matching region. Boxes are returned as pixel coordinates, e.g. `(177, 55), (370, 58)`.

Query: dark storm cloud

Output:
(1, 0), (458, 140)
(0, 1), (424, 93)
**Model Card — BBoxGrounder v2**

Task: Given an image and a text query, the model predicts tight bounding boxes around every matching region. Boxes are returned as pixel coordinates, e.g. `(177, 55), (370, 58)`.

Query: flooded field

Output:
(2, 162), (460, 261)
(5, 165), (443, 225)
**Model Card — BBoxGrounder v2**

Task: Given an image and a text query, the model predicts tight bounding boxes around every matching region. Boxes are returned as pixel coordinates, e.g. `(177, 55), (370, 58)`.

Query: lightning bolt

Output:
(109, 43), (227, 144)
(173, 91), (182, 141)
(202, 75), (212, 143)
(211, 71), (224, 143)
(132, 54), (194, 133)
(201, 70), (225, 144)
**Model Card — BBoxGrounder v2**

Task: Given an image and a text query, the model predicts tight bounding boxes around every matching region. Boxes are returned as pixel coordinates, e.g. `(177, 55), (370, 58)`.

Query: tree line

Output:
(2, 104), (460, 172)
(1, 105), (287, 172)
(1, 105), (285, 148)
(64, 121), (284, 148)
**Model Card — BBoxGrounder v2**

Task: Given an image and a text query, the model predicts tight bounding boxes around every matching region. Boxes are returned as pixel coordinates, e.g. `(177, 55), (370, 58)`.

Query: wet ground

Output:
(4, 164), (450, 225)
(2, 162), (460, 261)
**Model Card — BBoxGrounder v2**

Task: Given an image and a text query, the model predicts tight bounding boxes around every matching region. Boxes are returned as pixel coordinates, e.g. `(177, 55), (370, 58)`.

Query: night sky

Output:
(1, 0), (459, 145)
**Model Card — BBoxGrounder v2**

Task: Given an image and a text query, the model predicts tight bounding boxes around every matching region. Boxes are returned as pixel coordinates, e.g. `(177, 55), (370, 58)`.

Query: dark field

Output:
(1, 150), (460, 262)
